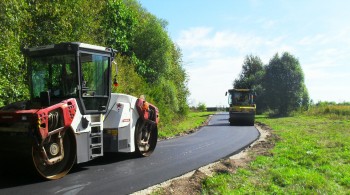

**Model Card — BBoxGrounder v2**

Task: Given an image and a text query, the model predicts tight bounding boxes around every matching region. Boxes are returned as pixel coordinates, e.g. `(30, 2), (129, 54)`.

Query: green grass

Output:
(202, 108), (350, 194)
(158, 111), (215, 139)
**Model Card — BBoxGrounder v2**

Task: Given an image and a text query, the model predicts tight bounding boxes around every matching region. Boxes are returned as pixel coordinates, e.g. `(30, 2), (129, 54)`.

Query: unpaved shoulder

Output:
(133, 122), (277, 195)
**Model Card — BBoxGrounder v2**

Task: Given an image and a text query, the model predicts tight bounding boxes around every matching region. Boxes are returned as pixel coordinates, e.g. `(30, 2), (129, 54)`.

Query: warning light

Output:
(113, 78), (119, 87)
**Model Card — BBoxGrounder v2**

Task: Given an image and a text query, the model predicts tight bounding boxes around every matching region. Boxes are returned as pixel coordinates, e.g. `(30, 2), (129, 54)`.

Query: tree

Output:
(131, 14), (172, 83)
(197, 102), (207, 112)
(0, 0), (29, 106)
(25, 0), (106, 46)
(234, 54), (264, 89)
(233, 54), (266, 113)
(125, 2), (189, 121)
(168, 44), (189, 115)
(0, 0), (105, 106)
(301, 83), (310, 110)
(102, 0), (137, 55)
(263, 52), (309, 116)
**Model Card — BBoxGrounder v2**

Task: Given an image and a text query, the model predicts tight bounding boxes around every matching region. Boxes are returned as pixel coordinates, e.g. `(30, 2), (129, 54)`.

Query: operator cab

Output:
(227, 89), (255, 106)
(23, 42), (115, 114)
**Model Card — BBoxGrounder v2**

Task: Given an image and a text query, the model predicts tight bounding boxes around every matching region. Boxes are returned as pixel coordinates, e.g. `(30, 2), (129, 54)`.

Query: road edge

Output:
(132, 123), (269, 195)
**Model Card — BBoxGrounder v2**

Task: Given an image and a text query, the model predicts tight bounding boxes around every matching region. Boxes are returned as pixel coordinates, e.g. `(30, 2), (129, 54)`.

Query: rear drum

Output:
(134, 119), (158, 157)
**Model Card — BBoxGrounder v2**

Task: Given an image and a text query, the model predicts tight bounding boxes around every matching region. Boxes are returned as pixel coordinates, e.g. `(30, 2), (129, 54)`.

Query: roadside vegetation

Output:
(0, 0), (189, 128)
(201, 103), (350, 194)
(158, 111), (214, 139)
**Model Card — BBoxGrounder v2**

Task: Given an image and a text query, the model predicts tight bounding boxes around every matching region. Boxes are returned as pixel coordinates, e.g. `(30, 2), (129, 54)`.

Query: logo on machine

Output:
(116, 103), (123, 112)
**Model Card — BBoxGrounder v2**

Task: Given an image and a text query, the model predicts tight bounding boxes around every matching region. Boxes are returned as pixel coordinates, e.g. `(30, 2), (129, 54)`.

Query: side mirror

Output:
(225, 91), (227, 96)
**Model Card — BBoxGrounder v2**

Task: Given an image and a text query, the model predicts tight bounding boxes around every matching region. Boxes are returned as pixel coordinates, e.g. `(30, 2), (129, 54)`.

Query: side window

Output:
(228, 93), (232, 105)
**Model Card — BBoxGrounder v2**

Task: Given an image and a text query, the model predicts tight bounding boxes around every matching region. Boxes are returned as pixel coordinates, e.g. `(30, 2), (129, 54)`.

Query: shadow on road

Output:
(217, 118), (229, 121)
(0, 152), (137, 189)
(207, 122), (230, 126)
(0, 156), (44, 189)
(72, 152), (137, 169)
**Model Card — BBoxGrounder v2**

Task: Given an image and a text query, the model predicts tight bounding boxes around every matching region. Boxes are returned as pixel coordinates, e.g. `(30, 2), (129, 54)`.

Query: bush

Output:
(197, 102), (207, 112)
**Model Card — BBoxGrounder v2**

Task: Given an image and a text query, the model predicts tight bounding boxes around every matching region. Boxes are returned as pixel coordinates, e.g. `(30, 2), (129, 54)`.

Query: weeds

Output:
(202, 107), (350, 194)
(306, 104), (350, 119)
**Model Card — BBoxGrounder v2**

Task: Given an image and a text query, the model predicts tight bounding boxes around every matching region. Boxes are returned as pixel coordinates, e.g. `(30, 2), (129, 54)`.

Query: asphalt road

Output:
(0, 112), (259, 195)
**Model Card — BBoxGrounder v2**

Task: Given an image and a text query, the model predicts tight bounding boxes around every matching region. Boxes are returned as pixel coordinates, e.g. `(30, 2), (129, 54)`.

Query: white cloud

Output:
(298, 34), (327, 45)
(297, 29), (350, 97)
(177, 27), (263, 52)
(256, 18), (278, 30)
(307, 82), (350, 103)
(297, 28), (350, 49)
(177, 27), (298, 106)
(186, 56), (243, 107)
(177, 27), (213, 49)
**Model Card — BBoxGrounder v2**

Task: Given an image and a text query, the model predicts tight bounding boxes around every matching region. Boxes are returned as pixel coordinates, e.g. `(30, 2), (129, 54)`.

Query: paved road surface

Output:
(0, 112), (259, 195)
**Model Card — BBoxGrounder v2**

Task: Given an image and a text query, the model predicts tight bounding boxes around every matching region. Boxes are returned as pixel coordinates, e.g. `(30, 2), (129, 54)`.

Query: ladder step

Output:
(90, 133), (102, 137)
(90, 154), (102, 159)
(90, 122), (102, 127)
(90, 143), (102, 148)
(90, 146), (103, 158)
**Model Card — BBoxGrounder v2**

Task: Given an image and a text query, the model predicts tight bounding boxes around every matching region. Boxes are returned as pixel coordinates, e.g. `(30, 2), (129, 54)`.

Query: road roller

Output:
(0, 42), (159, 179)
(226, 89), (256, 126)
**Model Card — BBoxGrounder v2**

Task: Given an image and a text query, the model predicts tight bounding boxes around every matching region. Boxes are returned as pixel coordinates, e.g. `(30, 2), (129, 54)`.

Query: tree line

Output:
(0, 0), (189, 125)
(234, 53), (309, 116)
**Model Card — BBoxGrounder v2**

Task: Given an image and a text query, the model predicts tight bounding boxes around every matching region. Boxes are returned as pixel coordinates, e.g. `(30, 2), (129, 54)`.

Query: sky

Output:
(138, 0), (350, 107)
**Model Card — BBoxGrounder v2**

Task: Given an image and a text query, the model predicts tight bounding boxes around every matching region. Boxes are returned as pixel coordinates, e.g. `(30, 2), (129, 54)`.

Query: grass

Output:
(158, 111), (215, 139)
(202, 105), (350, 194)
(306, 104), (350, 119)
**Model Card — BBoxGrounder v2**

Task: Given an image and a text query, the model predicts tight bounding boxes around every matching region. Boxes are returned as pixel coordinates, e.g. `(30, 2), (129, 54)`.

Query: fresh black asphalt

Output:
(0, 112), (259, 195)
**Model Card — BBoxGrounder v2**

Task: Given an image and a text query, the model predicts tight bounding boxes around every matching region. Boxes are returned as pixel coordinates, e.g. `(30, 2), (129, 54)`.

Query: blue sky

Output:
(139, 0), (350, 107)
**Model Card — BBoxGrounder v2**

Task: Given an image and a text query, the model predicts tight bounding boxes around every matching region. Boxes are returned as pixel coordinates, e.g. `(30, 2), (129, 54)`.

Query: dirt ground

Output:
(133, 122), (277, 195)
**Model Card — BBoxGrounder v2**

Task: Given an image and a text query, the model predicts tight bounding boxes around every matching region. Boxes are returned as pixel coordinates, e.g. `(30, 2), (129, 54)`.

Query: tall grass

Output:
(306, 103), (350, 119)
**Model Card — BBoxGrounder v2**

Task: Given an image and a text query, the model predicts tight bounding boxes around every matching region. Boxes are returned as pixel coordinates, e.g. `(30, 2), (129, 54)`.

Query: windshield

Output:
(30, 54), (77, 99)
(229, 91), (253, 106)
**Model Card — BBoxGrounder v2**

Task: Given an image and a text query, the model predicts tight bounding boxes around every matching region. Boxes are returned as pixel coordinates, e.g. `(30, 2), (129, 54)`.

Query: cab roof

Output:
(22, 42), (114, 57)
